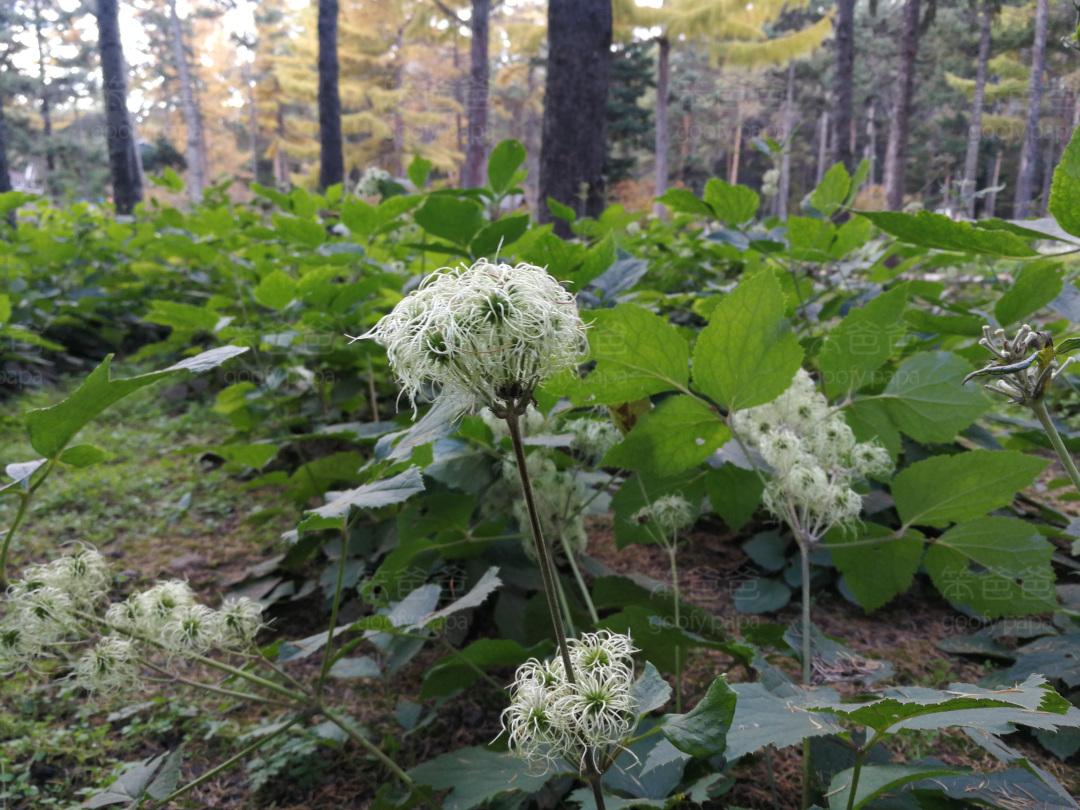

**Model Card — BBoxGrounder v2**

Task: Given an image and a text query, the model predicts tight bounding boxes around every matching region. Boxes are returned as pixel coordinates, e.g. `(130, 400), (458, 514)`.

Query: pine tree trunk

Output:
(832, 0), (856, 170)
(883, 0), (921, 210)
(461, 0), (491, 188)
(985, 148), (1002, 218)
(1013, 0), (1048, 218)
(95, 0), (142, 215)
(168, 0), (207, 201)
(816, 110), (830, 184)
(317, 0), (344, 190)
(729, 96), (744, 185)
(32, 0), (55, 177)
(864, 97), (877, 183)
(0, 92), (12, 196)
(538, 0), (612, 234)
(961, 0), (992, 217)
(653, 36), (670, 214)
(777, 60), (796, 218)
(274, 106), (289, 187)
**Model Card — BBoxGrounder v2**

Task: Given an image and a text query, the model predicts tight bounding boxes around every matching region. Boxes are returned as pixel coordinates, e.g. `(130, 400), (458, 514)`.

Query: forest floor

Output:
(1, 382), (1077, 809)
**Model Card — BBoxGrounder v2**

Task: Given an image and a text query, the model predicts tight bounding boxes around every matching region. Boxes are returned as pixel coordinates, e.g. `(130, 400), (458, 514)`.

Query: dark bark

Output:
(32, 0), (55, 175)
(832, 0), (856, 170)
(960, 0), (992, 217)
(95, 0), (142, 215)
(1014, 0), (1048, 218)
(653, 36), (670, 212)
(883, 0), (922, 210)
(317, 0), (344, 190)
(461, 0), (491, 188)
(0, 92), (12, 196)
(538, 0), (612, 234)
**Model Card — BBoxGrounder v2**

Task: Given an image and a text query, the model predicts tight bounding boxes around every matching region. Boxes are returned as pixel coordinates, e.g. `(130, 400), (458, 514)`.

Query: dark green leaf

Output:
(661, 676), (737, 758)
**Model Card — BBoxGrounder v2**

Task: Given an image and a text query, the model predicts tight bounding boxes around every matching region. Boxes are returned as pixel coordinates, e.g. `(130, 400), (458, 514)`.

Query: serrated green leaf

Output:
(487, 139), (526, 193)
(409, 747), (554, 809)
(546, 196), (577, 223)
(705, 464), (763, 531)
(810, 163), (851, 218)
(1050, 126), (1080, 238)
(692, 271), (803, 411)
(828, 525), (924, 613)
(925, 517), (1056, 617)
(408, 155), (433, 189)
(703, 178), (759, 226)
(602, 395), (729, 478)
(308, 467), (425, 520)
(661, 676), (737, 758)
(859, 210), (1039, 257)
(26, 347), (248, 458)
(876, 351), (989, 442)
(819, 285), (908, 398)
(470, 214), (528, 258)
(994, 262), (1063, 326)
(414, 196), (484, 246)
(253, 270), (297, 310)
(657, 188), (714, 217)
(726, 682), (843, 760)
(892, 450), (1047, 529)
(145, 299), (219, 333)
(827, 764), (963, 810)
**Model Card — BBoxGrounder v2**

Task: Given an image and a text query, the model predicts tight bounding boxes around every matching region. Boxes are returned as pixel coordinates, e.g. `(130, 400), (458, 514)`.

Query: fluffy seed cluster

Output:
(732, 369), (892, 538)
(359, 260), (588, 414)
(633, 494), (697, 539)
(1, 546), (264, 694)
(355, 166), (391, 197)
(501, 631), (638, 773)
(564, 416), (622, 463)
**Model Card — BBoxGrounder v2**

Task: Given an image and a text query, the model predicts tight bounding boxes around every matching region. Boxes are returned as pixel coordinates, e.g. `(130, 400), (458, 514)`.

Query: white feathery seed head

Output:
(633, 494), (697, 538)
(217, 597), (265, 648)
(161, 604), (224, 654)
(359, 259), (588, 415)
(74, 636), (139, 694)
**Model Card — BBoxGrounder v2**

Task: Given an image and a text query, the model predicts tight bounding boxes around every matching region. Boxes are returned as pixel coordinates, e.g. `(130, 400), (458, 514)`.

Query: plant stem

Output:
(318, 520), (353, 696)
(554, 568), (577, 637)
(668, 544), (683, 714)
(563, 543), (600, 625)
(503, 408), (577, 683)
(140, 658), (292, 707)
(320, 705), (415, 787)
(589, 772), (607, 810)
(0, 491), (31, 588)
(798, 538), (812, 685)
(845, 747), (867, 810)
(151, 712), (306, 807)
(1031, 398), (1080, 496)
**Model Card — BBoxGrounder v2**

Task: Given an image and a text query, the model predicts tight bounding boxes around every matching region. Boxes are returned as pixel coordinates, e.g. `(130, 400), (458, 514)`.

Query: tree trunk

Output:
(864, 97), (877, 183)
(245, 65), (259, 184)
(95, 0), (142, 215)
(960, 0), (992, 217)
(32, 0), (55, 177)
(985, 148), (1002, 218)
(816, 110), (830, 184)
(883, 0), (921, 210)
(729, 95), (744, 185)
(461, 0), (491, 188)
(1013, 0), (1048, 218)
(776, 60), (796, 218)
(317, 0), (344, 190)
(538, 0), (612, 234)
(168, 0), (207, 201)
(832, 0), (856, 170)
(653, 36), (670, 214)
(0, 92), (10, 227)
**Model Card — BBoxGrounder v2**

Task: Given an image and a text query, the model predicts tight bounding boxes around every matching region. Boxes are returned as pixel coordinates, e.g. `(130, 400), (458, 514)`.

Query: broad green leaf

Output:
(818, 285), (908, 398)
(414, 196), (484, 246)
(610, 469), (708, 548)
(82, 748), (184, 807)
(341, 199), (377, 238)
(409, 747), (554, 809)
(58, 444), (110, 468)
(876, 351), (989, 442)
(308, 467), (425, 520)
(733, 577), (791, 614)
(408, 567), (501, 630)
(786, 216), (835, 260)
(26, 347), (248, 458)
(421, 638), (545, 699)
(810, 163), (851, 218)
(1049, 125), (1080, 238)
(692, 271), (803, 411)
(827, 764), (963, 810)
(892, 450), (1047, 529)
(546, 196), (577, 223)
(272, 213), (325, 247)
(660, 676), (737, 758)
(549, 304), (689, 405)
(859, 210), (1039, 257)
(145, 299), (219, 333)
(408, 154), (433, 188)
(253, 270), (297, 310)
(0, 293), (10, 325)
(726, 682), (843, 760)
(632, 662), (673, 715)
(470, 213), (528, 258)
(828, 525), (924, 612)
(656, 188), (714, 218)
(925, 517), (1056, 617)
(602, 395), (729, 478)
(703, 178), (759, 226)
(329, 656), (380, 680)
(705, 464), (763, 531)
(487, 139), (526, 193)
(994, 262), (1063, 326)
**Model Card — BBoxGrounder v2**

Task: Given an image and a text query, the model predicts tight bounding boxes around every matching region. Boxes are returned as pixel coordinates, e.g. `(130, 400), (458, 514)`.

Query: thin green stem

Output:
(318, 520), (353, 696)
(0, 491), (31, 588)
(504, 408), (577, 684)
(151, 713), (307, 807)
(668, 543), (682, 714)
(845, 733), (882, 810)
(141, 658), (292, 707)
(437, 636), (502, 690)
(320, 705), (414, 787)
(554, 568), (577, 637)
(1031, 398), (1080, 496)
(798, 538), (812, 685)
(563, 545), (600, 625)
